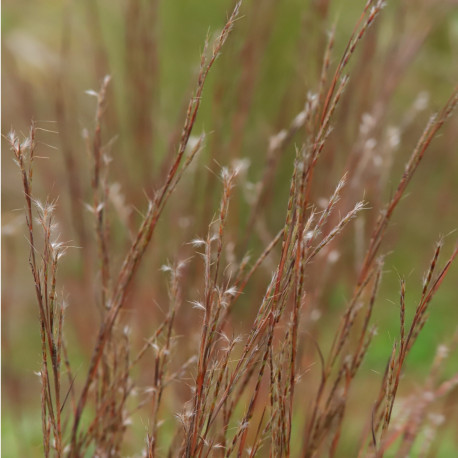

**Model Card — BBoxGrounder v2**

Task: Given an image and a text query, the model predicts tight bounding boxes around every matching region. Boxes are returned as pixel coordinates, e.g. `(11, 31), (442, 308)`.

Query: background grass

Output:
(2, 0), (458, 456)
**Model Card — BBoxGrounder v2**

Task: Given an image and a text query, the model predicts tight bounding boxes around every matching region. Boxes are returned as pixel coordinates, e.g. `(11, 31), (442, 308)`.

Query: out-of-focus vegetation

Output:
(2, 0), (458, 456)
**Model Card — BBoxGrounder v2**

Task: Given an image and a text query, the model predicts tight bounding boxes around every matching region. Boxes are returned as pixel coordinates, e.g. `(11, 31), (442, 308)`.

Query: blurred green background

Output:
(2, 0), (458, 456)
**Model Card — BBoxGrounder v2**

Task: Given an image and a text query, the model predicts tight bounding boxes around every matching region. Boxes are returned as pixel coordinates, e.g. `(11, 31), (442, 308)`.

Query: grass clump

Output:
(3, 0), (458, 456)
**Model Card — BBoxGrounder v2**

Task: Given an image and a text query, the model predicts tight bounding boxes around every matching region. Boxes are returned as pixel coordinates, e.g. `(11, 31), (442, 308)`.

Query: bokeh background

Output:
(2, 0), (458, 456)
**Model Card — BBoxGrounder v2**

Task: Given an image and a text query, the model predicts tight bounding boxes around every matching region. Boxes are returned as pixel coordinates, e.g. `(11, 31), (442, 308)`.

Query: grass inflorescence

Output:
(4, 0), (458, 456)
